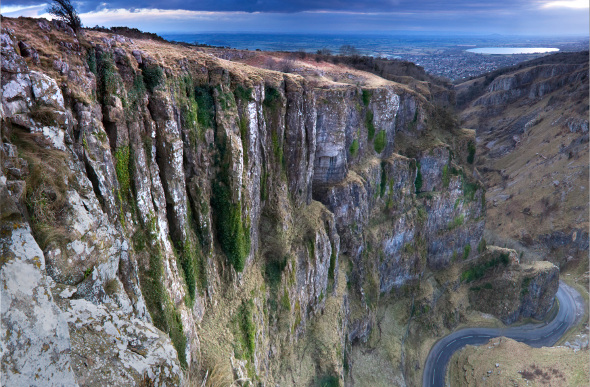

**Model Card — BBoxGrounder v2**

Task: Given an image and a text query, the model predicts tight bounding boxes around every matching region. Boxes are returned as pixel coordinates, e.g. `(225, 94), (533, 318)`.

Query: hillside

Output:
(449, 336), (589, 386)
(1, 17), (561, 386)
(457, 51), (589, 281)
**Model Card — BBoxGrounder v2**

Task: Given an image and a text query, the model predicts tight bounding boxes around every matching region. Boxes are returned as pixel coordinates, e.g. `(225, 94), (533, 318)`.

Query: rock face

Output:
(0, 184), (79, 387)
(0, 17), (558, 387)
(457, 51), (589, 268)
(466, 247), (559, 324)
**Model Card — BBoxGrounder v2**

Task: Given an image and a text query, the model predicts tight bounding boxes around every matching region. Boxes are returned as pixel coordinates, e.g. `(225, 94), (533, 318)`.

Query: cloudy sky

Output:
(2, 0), (589, 35)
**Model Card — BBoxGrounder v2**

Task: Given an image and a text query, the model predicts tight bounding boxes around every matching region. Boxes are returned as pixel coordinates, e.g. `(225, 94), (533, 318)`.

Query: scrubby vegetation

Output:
(467, 141), (476, 164)
(374, 130), (386, 154)
(461, 252), (510, 282)
(263, 86), (281, 109)
(361, 89), (371, 106)
(366, 110), (375, 140)
(349, 139), (359, 157)
(234, 299), (256, 361)
(234, 85), (253, 102)
(142, 64), (164, 92)
(114, 146), (131, 197)
(414, 162), (423, 193)
(194, 86), (215, 129)
(211, 134), (251, 272)
(136, 218), (187, 368)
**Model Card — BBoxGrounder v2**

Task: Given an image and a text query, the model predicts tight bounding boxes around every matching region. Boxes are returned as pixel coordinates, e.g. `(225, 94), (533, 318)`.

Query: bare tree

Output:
(47, 0), (82, 33)
(339, 44), (359, 56)
(316, 47), (332, 56)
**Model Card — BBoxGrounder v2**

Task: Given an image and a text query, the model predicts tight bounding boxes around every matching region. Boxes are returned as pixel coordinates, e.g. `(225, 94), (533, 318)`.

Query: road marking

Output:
(463, 336), (473, 339)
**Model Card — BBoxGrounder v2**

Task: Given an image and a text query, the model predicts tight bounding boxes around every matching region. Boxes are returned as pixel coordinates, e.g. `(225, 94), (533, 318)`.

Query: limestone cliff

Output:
(0, 17), (557, 387)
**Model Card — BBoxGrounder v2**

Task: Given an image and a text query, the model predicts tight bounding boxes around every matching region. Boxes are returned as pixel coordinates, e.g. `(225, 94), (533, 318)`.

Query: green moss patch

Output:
(211, 135), (251, 272)
(234, 299), (256, 361)
(366, 110), (375, 141)
(142, 64), (164, 92)
(361, 89), (371, 106)
(414, 162), (423, 193)
(139, 247), (187, 368)
(234, 85), (253, 102)
(374, 130), (386, 154)
(114, 146), (131, 196)
(194, 86), (215, 129)
(349, 138), (359, 158)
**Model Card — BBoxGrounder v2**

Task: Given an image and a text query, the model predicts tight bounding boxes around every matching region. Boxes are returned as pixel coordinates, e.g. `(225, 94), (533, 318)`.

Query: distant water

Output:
(466, 47), (559, 54)
(161, 32), (505, 57)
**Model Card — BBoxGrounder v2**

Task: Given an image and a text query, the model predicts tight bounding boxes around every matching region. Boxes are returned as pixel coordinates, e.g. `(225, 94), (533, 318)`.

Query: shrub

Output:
(460, 252), (510, 283)
(237, 299), (256, 360)
(234, 85), (253, 102)
(127, 74), (147, 112)
(194, 86), (215, 129)
(463, 244), (471, 260)
(139, 248), (187, 368)
(467, 141), (476, 164)
(114, 146), (131, 197)
(317, 374), (339, 387)
(380, 161), (387, 198)
(414, 162), (423, 193)
(98, 52), (119, 102)
(361, 89), (371, 106)
(349, 139), (359, 157)
(328, 243), (337, 283)
(374, 130), (386, 153)
(366, 110), (375, 140)
(142, 64), (164, 92)
(271, 131), (284, 168)
(442, 164), (450, 189)
(477, 238), (487, 253)
(265, 255), (287, 289)
(86, 48), (97, 75)
(263, 86), (281, 108)
(239, 117), (249, 166)
(448, 214), (464, 230)
(462, 178), (479, 202)
(211, 137), (250, 272)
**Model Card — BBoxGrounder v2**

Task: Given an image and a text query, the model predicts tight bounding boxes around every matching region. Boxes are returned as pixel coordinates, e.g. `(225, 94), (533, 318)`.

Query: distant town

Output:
(164, 32), (589, 81)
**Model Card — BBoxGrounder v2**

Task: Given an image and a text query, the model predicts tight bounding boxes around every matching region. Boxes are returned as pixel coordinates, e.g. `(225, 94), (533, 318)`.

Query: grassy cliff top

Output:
(2, 16), (431, 98)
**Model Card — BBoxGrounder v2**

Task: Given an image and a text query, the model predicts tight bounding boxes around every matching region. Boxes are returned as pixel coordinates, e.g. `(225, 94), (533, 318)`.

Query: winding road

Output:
(422, 281), (585, 387)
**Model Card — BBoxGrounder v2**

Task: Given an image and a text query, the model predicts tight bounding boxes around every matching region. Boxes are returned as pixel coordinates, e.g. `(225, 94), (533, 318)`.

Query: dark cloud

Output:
(3, 0), (535, 14)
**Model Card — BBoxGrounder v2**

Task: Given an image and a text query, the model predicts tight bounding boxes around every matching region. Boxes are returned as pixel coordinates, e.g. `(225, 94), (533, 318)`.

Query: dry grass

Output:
(449, 337), (589, 386)
(461, 77), (589, 267)
(9, 128), (72, 249)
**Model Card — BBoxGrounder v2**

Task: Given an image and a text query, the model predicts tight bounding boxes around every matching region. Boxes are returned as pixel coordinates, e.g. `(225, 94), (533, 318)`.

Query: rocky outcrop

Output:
(466, 247), (559, 324)
(0, 182), (79, 387)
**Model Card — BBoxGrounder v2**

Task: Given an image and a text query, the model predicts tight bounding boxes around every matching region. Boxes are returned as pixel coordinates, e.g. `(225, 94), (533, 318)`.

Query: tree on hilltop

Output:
(47, 0), (82, 33)
(339, 44), (360, 56)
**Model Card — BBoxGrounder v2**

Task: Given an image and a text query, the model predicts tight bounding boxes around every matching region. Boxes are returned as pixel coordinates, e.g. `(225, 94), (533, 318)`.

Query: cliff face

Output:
(457, 51), (589, 272)
(0, 17), (515, 386)
(465, 247), (559, 324)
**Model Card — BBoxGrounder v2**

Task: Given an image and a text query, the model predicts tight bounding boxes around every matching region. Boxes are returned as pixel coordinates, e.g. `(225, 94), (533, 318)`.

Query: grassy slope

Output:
(448, 337), (589, 387)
